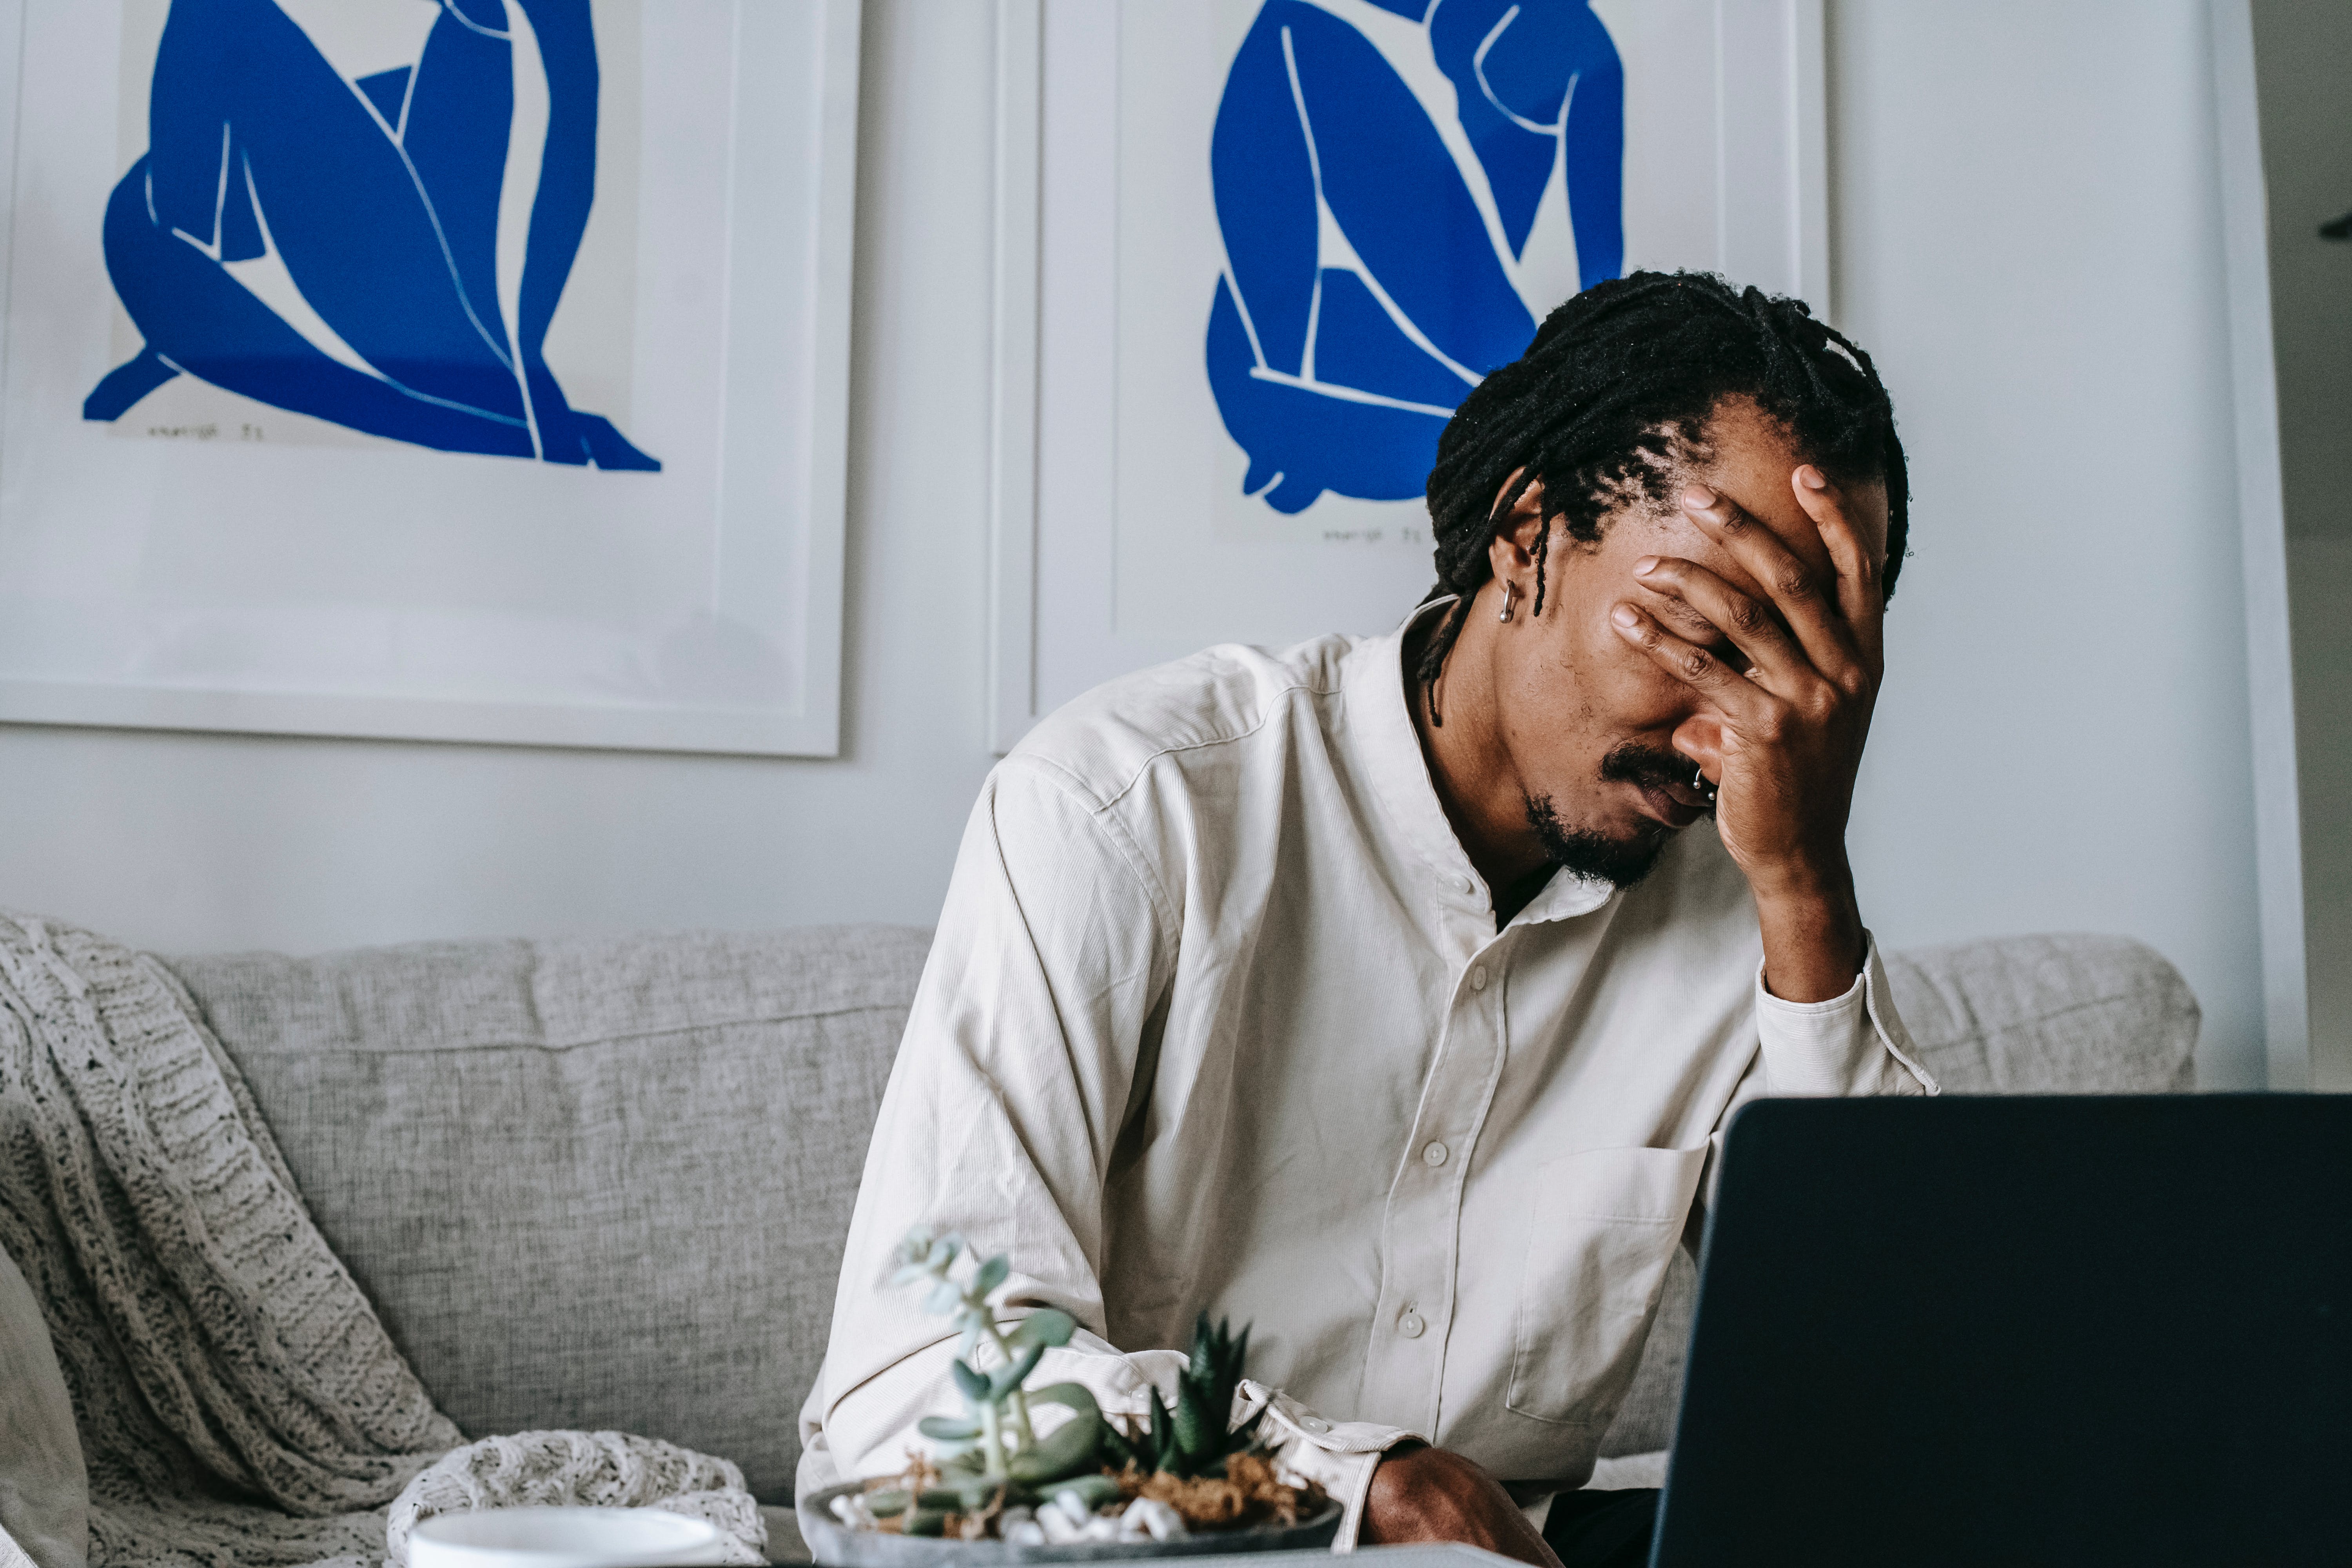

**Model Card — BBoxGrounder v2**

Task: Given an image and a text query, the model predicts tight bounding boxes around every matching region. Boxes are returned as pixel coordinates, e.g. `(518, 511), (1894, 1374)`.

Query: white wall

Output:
(1833, 0), (2265, 1087)
(0, 2), (2272, 1084)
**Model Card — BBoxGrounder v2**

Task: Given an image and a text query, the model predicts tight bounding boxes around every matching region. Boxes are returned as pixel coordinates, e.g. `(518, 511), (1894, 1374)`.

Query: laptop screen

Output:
(1650, 1094), (2351, 1567)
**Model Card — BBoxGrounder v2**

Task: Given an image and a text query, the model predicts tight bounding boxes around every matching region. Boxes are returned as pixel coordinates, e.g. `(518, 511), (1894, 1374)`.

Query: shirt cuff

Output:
(1238, 1382), (1421, 1552)
(1753, 933), (1940, 1096)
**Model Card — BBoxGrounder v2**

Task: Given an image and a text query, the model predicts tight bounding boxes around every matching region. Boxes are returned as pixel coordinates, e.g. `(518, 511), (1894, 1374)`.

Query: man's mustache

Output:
(1599, 742), (1700, 792)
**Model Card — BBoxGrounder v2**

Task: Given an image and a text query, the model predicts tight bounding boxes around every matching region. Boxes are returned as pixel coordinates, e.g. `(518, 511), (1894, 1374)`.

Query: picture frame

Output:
(988, 0), (1828, 752)
(0, 0), (861, 757)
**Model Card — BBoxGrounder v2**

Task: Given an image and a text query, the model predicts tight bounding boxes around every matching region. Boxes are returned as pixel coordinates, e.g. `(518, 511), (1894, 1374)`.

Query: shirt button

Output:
(1398, 1308), (1426, 1339)
(1299, 1416), (1329, 1434)
(1456, 875), (1475, 895)
(1470, 965), (1489, 991)
(1423, 1141), (1449, 1167)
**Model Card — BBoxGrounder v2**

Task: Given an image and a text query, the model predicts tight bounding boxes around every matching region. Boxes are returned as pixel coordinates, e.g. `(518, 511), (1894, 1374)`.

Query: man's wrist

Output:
(1744, 846), (1857, 907)
(1753, 873), (1867, 1004)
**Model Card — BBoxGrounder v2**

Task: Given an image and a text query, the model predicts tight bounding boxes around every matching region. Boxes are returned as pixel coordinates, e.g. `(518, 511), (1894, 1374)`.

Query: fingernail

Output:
(1680, 486), (1715, 511)
(1798, 466), (1828, 490)
(1610, 604), (1639, 627)
(1633, 556), (1658, 576)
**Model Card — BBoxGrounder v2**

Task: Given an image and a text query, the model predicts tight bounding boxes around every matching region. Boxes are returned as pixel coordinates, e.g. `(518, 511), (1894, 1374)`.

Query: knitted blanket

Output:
(0, 914), (763, 1568)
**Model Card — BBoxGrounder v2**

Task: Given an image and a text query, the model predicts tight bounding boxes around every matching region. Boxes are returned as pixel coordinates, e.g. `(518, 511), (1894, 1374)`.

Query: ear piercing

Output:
(1498, 581), (1516, 622)
(1695, 762), (1717, 802)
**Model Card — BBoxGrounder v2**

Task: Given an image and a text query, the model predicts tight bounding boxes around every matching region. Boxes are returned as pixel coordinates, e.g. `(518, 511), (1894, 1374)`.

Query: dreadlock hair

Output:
(1415, 270), (1907, 719)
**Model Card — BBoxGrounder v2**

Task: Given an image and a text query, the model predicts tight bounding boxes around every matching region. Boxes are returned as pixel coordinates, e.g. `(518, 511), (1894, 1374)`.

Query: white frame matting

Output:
(988, 0), (1828, 752)
(0, 0), (861, 756)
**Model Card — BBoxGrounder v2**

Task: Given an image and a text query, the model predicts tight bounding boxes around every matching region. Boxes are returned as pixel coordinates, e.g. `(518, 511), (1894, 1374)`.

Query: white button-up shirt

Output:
(800, 606), (1935, 1539)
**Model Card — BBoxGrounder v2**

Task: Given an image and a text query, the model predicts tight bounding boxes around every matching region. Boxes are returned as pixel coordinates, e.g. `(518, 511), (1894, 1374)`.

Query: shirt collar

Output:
(1343, 597), (1616, 930)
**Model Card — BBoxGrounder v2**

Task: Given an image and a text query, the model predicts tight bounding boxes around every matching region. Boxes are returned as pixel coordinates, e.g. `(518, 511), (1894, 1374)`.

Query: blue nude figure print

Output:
(1207, 0), (1621, 513)
(84, 0), (658, 470)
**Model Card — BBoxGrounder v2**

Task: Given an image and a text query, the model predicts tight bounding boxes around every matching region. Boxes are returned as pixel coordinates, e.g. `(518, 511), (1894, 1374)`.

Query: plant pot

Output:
(795, 1482), (1343, 1566)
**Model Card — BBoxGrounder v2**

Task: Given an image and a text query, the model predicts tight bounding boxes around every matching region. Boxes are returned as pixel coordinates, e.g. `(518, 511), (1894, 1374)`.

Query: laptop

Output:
(1649, 1095), (2351, 1566)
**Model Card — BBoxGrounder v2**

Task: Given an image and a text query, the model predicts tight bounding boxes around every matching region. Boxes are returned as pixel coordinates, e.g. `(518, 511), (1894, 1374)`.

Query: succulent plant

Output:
(1100, 1314), (1265, 1478)
(875, 1226), (1279, 1540)
(886, 1227), (1105, 1514)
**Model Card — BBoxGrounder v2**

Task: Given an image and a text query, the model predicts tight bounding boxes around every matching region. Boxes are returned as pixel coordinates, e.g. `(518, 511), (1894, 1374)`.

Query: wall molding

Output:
(2209, 0), (2310, 1089)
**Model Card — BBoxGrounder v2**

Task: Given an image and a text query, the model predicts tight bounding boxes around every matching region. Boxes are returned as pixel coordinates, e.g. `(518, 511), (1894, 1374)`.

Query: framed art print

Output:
(988, 0), (1826, 750)
(0, 0), (860, 755)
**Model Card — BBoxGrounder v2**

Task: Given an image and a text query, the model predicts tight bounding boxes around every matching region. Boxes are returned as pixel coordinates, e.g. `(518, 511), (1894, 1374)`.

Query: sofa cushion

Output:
(0, 1237), (87, 1568)
(1882, 933), (2199, 1093)
(1596, 931), (2201, 1459)
(161, 926), (932, 1506)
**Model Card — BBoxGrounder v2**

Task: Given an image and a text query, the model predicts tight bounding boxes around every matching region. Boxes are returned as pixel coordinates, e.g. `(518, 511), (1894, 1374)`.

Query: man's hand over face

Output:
(1605, 465), (1884, 1000)
(1361, 1443), (1564, 1568)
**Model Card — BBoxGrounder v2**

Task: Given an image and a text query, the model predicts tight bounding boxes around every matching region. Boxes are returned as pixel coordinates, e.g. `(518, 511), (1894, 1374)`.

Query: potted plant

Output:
(798, 1229), (1340, 1563)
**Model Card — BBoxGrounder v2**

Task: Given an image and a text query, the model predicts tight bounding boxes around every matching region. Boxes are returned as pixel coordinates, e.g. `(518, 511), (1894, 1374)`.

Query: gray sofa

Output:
(152, 926), (2198, 1553)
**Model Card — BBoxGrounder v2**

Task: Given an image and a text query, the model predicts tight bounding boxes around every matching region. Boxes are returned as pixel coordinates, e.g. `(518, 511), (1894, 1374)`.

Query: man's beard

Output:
(1522, 742), (1705, 889)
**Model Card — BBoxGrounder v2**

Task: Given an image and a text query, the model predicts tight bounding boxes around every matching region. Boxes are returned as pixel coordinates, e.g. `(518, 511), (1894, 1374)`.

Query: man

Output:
(799, 273), (1937, 1568)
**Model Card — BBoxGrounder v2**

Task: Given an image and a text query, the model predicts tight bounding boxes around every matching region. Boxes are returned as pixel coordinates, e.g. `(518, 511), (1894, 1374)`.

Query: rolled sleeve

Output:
(1753, 933), (1939, 1097)
(793, 755), (1425, 1535)
(1237, 1383), (1421, 1552)
(800, 760), (1181, 1487)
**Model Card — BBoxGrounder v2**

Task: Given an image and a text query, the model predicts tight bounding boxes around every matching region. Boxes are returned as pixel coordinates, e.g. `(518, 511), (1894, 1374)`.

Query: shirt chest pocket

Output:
(1505, 1144), (1710, 1428)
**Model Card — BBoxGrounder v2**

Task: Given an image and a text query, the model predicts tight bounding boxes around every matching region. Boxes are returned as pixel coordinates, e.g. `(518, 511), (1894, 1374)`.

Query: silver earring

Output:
(1695, 763), (1716, 800)
(1497, 582), (1516, 622)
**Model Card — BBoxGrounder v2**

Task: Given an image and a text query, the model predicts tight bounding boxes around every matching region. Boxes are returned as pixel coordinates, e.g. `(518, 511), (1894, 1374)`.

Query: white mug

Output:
(408, 1506), (733, 1568)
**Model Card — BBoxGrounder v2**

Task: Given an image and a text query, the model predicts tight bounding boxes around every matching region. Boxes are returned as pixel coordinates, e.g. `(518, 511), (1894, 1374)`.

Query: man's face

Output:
(1492, 397), (1890, 884)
